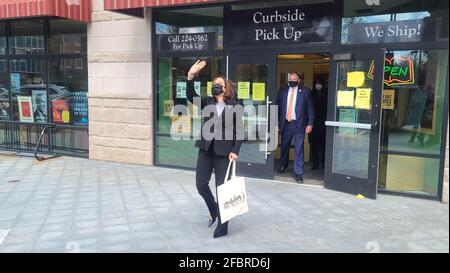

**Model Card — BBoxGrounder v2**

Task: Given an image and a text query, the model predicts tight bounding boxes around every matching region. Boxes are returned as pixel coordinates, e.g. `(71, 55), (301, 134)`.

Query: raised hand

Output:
(187, 60), (207, 80)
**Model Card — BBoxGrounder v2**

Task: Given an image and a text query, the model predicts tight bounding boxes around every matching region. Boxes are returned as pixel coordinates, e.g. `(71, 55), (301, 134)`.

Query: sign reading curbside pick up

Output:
(157, 32), (216, 52)
(229, 4), (334, 47)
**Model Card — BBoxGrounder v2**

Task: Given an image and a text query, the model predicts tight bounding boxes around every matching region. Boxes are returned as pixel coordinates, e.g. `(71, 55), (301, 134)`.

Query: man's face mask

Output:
(315, 84), (323, 91)
(288, 81), (299, 88)
(212, 84), (224, 96)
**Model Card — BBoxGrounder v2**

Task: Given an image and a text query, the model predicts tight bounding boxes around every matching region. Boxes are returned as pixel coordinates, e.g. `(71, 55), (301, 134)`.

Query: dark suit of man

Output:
(186, 79), (243, 236)
(277, 84), (315, 175)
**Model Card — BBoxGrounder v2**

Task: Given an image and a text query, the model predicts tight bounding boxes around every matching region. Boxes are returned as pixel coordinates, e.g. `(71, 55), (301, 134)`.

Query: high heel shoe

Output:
(208, 216), (217, 227)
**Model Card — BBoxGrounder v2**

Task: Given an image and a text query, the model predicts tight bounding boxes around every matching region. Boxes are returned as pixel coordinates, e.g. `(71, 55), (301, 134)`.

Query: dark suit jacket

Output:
(276, 85), (315, 134)
(186, 79), (243, 156)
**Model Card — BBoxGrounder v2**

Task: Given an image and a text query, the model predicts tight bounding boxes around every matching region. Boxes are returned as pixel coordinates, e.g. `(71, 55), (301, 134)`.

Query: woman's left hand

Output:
(229, 153), (238, 161)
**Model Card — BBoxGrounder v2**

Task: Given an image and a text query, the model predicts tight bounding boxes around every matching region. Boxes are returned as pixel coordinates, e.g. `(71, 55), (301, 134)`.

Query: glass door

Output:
(324, 49), (385, 199)
(228, 54), (277, 179)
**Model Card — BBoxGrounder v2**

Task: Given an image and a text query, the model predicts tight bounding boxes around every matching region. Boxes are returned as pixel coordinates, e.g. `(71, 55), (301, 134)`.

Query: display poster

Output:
(382, 89), (395, 110)
(17, 96), (34, 123)
(176, 82), (187, 99)
(52, 99), (70, 124)
(164, 100), (174, 116)
(32, 90), (48, 123)
(71, 92), (88, 125)
(10, 73), (21, 91)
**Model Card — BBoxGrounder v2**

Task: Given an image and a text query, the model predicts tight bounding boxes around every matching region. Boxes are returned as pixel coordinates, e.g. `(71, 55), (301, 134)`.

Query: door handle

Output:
(325, 121), (380, 131)
(265, 95), (272, 159)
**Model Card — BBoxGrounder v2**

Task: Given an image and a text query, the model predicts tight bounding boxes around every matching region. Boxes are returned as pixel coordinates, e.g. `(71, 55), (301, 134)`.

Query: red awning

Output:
(104, 0), (222, 10)
(0, 0), (91, 22)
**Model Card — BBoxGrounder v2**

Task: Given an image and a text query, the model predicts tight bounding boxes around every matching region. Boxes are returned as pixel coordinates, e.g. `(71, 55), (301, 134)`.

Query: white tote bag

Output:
(217, 160), (249, 224)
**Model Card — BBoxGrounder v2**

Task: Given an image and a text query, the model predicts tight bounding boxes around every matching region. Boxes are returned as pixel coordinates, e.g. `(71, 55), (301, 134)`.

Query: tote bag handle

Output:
(224, 160), (237, 182)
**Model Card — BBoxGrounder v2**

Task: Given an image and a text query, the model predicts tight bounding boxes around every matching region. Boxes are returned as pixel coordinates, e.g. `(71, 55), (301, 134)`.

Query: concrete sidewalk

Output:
(0, 154), (448, 253)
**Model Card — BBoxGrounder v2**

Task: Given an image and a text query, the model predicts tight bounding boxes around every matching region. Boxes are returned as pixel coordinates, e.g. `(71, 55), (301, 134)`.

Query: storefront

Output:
(0, 0), (90, 157)
(0, 0), (447, 202)
(122, 0), (447, 201)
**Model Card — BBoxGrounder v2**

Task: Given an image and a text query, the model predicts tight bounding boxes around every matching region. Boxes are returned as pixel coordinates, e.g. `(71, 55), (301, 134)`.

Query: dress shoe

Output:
(295, 175), (304, 183)
(278, 165), (288, 174)
(213, 228), (228, 238)
(208, 216), (217, 227)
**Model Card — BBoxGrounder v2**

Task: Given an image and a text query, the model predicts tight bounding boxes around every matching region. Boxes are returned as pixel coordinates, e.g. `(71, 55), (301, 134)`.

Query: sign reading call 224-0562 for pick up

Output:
(157, 33), (216, 52)
(229, 3), (335, 47)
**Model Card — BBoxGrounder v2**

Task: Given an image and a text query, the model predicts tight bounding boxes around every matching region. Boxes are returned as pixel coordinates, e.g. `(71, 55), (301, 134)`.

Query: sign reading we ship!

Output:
(348, 20), (425, 44)
(229, 4), (334, 47)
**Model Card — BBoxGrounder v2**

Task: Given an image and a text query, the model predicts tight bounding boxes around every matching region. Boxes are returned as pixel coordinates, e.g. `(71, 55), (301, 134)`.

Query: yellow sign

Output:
(355, 88), (372, 110)
(207, 82), (213, 96)
(382, 89), (395, 110)
(237, 82), (250, 99)
(61, 110), (70, 123)
(252, 83), (266, 101)
(347, 71), (365, 88)
(337, 90), (355, 107)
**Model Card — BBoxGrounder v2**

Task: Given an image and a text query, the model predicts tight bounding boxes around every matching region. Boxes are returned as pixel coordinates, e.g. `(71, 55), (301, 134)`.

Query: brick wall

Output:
(88, 1), (153, 165)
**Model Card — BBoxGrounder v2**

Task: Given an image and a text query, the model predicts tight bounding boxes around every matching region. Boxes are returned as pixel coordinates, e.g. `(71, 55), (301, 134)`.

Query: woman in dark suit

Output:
(186, 60), (243, 238)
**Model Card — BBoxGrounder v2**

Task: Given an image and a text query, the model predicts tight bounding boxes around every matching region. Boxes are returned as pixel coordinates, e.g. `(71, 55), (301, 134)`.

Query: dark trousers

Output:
(196, 144), (229, 234)
(280, 121), (305, 175)
(310, 137), (325, 168)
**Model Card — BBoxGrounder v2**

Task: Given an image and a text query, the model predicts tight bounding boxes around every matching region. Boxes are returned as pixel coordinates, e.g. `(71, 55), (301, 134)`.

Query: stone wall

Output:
(443, 126), (449, 203)
(88, 2), (153, 165)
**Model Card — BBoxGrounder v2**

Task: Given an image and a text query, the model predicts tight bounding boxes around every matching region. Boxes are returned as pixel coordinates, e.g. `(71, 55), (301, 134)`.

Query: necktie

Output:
(287, 88), (295, 122)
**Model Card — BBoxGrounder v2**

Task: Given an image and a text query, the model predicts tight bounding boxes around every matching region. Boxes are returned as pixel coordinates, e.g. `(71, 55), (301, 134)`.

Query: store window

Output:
(48, 19), (87, 54)
(9, 20), (45, 55)
(1, 22), (6, 55)
(48, 58), (88, 126)
(0, 60), (8, 121)
(10, 59), (47, 123)
(155, 6), (224, 168)
(155, 6), (224, 51)
(342, 0), (449, 44)
(0, 19), (88, 156)
(0, 59), (8, 149)
(156, 57), (223, 168)
(379, 49), (449, 197)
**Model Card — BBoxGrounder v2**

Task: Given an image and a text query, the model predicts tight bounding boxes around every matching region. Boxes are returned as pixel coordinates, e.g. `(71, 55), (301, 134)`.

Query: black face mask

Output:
(211, 84), (224, 96)
(288, 81), (299, 88)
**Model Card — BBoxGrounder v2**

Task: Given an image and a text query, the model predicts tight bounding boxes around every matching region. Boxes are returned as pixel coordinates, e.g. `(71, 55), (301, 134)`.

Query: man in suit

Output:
(276, 72), (315, 183)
